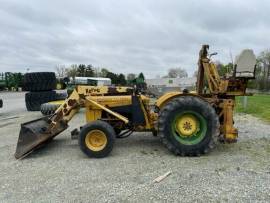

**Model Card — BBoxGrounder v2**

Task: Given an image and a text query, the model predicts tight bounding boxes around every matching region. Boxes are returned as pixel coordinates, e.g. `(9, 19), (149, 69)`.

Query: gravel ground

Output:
(0, 92), (270, 202)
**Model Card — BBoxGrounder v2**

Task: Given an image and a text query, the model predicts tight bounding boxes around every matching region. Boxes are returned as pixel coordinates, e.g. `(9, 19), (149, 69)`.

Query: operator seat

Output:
(234, 49), (256, 78)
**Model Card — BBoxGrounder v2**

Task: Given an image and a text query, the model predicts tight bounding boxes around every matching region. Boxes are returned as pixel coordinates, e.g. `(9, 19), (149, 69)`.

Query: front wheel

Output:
(158, 96), (220, 156)
(78, 121), (116, 158)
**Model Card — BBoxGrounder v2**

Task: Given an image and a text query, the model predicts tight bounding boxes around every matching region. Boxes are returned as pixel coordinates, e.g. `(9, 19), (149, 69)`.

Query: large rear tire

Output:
(78, 121), (116, 158)
(23, 72), (56, 91)
(25, 91), (56, 111)
(158, 96), (220, 156)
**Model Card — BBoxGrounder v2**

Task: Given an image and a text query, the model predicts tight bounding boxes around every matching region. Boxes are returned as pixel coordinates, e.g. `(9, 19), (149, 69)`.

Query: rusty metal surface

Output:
(14, 116), (68, 159)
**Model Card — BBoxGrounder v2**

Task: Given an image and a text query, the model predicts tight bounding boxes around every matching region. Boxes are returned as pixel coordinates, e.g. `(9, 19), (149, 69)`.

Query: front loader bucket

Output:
(15, 116), (68, 159)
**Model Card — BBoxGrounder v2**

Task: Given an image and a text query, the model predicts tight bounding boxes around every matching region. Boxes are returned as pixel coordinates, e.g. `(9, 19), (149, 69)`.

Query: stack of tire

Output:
(24, 72), (67, 112)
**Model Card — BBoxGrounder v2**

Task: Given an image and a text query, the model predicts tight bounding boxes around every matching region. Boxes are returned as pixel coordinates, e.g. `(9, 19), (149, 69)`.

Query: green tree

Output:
(5, 72), (23, 90)
(257, 50), (270, 90)
(100, 68), (109, 77)
(138, 72), (145, 81)
(85, 65), (94, 77)
(106, 71), (118, 84)
(167, 68), (188, 78)
(118, 74), (127, 85)
(127, 73), (136, 83)
(105, 72), (127, 85)
(216, 61), (233, 76)
(77, 64), (86, 76)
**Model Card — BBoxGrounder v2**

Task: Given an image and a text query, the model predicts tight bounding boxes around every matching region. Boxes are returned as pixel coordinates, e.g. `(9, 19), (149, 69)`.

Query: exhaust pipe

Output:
(15, 116), (68, 159)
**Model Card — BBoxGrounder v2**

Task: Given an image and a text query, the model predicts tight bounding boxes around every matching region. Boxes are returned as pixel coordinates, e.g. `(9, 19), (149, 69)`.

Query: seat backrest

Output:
(235, 49), (256, 78)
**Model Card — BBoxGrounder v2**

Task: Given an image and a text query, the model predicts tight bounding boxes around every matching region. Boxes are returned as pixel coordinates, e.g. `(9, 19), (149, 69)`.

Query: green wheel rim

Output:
(171, 111), (207, 145)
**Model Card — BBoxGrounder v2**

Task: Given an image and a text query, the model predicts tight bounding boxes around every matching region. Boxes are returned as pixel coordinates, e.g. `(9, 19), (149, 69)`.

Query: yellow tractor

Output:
(15, 45), (257, 159)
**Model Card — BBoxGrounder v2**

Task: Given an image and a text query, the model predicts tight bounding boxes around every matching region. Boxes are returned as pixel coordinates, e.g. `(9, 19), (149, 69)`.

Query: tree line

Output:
(56, 64), (145, 86)
(0, 72), (23, 90)
(252, 50), (270, 90)
(1, 48), (269, 91)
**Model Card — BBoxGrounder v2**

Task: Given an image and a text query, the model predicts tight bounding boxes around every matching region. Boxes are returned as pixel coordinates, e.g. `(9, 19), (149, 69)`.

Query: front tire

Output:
(158, 96), (220, 156)
(78, 121), (116, 158)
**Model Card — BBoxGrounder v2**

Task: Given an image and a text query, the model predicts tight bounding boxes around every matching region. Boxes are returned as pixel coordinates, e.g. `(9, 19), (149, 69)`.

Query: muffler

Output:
(14, 116), (68, 159)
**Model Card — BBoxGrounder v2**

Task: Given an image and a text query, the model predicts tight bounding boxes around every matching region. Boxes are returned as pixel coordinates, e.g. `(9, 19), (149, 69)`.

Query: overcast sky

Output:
(0, 0), (269, 78)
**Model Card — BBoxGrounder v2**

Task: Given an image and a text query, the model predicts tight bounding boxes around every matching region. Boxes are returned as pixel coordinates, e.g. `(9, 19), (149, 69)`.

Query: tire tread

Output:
(158, 96), (220, 156)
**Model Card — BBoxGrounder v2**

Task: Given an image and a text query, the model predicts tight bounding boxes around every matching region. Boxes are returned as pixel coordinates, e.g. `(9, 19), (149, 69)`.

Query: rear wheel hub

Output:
(172, 111), (207, 145)
(175, 114), (198, 136)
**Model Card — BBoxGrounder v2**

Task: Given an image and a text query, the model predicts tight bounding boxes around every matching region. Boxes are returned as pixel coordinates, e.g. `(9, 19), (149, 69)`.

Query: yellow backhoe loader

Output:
(15, 45), (257, 159)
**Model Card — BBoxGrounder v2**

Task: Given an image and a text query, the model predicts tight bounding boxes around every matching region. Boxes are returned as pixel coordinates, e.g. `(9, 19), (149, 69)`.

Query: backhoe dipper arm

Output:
(197, 45), (225, 94)
(197, 45), (209, 94)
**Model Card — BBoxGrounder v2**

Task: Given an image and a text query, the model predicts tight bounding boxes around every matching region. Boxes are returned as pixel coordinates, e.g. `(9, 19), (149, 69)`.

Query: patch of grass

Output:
(235, 94), (270, 122)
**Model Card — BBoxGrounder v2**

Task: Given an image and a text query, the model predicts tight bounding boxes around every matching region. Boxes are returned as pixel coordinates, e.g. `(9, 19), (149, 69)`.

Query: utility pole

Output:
(243, 96), (248, 110)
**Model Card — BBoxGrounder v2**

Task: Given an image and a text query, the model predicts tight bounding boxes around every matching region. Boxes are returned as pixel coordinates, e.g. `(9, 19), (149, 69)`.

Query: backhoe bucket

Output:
(15, 116), (68, 159)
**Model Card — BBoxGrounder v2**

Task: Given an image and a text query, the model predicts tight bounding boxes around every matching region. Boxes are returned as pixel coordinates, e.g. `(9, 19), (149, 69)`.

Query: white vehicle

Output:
(70, 77), (111, 86)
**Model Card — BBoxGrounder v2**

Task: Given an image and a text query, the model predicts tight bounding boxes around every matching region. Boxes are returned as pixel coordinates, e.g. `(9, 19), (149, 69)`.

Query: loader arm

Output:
(85, 98), (129, 124)
(52, 88), (81, 124)
(15, 86), (135, 159)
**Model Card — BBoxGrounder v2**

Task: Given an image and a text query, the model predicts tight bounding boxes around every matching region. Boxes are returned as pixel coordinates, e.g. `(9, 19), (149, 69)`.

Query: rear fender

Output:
(155, 91), (206, 111)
